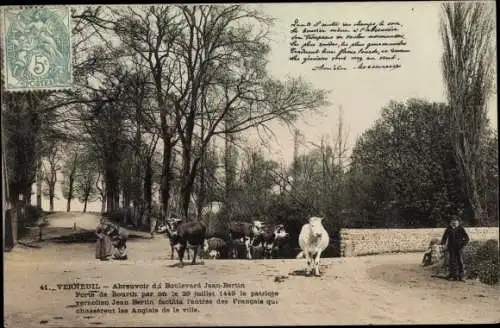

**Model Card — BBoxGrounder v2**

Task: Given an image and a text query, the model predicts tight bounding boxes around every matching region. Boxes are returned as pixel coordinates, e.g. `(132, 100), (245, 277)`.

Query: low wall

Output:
(339, 227), (499, 257)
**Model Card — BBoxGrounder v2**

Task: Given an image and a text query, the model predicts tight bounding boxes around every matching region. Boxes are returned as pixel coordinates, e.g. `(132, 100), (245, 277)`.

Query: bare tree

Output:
(113, 5), (182, 221)
(440, 2), (496, 225)
(61, 145), (81, 212)
(171, 5), (328, 218)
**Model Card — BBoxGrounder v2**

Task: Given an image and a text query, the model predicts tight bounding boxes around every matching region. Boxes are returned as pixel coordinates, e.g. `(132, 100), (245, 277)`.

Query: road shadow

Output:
(17, 241), (43, 248)
(289, 269), (311, 277)
(168, 262), (206, 268)
(430, 274), (467, 282)
(288, 265), (329, 277)
(49, 231), (151, 244)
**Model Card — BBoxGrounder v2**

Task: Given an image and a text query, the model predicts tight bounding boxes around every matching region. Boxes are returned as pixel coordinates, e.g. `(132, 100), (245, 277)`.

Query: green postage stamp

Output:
(2, 7), (73, 91)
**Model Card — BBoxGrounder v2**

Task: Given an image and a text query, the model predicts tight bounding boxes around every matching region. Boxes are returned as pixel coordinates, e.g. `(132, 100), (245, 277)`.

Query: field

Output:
(4, 212), (500, 327)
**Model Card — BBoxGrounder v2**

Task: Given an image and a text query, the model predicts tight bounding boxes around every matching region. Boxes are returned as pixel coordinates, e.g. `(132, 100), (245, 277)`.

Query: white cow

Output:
(298, 216), (330, 276)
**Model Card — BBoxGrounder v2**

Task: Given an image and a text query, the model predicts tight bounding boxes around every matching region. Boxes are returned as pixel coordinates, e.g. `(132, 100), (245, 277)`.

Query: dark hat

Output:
(450, 215), (461, 222)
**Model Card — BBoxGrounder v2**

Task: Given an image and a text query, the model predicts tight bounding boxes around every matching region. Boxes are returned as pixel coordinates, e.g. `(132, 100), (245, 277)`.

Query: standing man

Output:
(440, 215), (470, 281)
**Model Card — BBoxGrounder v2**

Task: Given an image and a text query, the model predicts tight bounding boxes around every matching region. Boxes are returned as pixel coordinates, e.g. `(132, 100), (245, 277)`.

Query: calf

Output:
(298, 217), (329, 276)
(203, 237), (227, 260)
(170, 220), (207, 266)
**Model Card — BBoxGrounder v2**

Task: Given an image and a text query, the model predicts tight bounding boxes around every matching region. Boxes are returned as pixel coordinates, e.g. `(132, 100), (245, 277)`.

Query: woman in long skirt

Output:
(95, 218), (113, 260)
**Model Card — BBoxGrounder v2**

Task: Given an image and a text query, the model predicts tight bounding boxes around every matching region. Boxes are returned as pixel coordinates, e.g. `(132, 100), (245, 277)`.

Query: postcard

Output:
(2, 2), (499, 327)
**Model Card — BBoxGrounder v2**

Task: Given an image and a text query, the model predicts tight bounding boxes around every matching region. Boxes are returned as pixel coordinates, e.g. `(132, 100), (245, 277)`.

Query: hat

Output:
(450, 215), (461, 222)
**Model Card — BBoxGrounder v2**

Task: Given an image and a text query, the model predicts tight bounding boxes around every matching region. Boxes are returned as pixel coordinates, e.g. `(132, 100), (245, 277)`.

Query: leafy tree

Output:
(440, 2), (496, 226)
(477, 129), (498, 226)
(348, 99), (470, 227)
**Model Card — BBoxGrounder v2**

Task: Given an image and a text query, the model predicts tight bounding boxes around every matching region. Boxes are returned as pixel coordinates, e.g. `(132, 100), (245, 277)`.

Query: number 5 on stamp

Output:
(2, 7), (73, 91)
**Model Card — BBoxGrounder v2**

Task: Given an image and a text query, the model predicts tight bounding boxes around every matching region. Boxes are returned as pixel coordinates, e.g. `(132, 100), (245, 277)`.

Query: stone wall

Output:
(339, 227), (499, 257)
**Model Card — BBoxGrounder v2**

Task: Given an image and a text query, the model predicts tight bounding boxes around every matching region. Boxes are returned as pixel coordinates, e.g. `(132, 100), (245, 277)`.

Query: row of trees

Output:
(3, 5), (328, 241)
(202, 100), (497, 232)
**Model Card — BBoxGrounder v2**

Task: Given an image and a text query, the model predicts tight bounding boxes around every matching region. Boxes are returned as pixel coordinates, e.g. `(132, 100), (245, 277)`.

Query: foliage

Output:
(3, 4), (497, 245)
(17, 205), (44, 238)
(440, 2), (496, 225)
(4, 93), (46, 202)
(464, 239), (499, 284)
(347, 99), (498, 228)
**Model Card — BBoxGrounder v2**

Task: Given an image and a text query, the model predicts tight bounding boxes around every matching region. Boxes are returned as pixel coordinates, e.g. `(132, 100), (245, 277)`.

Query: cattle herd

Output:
(156, 216), (330, 276)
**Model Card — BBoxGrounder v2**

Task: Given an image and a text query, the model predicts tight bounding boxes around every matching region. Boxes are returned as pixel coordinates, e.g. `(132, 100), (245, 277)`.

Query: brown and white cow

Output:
(157, 217), (185, 260)
(253, 224), (289, 259)
(157, 217), (200, 262)
(169, 220), (207, 266)
(228, 220), (264, 259)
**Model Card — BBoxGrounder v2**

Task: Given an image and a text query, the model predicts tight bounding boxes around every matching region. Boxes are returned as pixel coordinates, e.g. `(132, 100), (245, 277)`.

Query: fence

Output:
(339, 227), (499, 257)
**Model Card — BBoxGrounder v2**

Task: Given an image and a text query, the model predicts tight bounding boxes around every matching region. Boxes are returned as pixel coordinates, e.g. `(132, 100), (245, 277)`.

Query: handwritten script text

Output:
(289, 19), (411, 71)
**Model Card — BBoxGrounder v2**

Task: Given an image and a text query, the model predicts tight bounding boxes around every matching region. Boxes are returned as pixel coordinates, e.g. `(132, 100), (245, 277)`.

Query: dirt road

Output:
(47, 212), (103, 231)
(4, 213), (500, 327)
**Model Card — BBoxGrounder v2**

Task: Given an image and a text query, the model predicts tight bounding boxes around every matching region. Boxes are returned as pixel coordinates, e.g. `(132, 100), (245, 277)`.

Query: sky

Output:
(22, 1), (498, 212)
(244, 1), (498, 166)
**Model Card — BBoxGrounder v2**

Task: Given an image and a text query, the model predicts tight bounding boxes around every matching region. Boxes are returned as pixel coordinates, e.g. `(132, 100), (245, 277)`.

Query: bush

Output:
(465, 239), (499, 284)
(17, 205), (44, 238)
(434, 239), (499, 285)
(23, 205), (43, 225)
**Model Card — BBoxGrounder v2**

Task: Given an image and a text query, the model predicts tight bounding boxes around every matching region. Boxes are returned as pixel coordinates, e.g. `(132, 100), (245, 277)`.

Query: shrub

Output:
(465, 239), (499, 284)
(17, 205), (44, 238)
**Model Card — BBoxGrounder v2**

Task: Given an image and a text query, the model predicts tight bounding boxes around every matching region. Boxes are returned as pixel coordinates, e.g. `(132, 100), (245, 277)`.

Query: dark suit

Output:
(440, 225), (470, 279)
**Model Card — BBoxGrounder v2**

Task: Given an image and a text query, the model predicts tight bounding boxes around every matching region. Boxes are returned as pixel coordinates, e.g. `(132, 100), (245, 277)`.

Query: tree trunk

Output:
(197, 170), (205, 221)
(114, 191), (120, 212)
(181, 144), (192, 219)
(123, 191), (131, 209)
(83, 195), (88, 213)
(36, 158), (42, 209)
(180, 182), (191, 220)
(105, 163), (120, 213)
(67, 175), (74, 212)
(160, 136), (173, 220)
(10, 198), (19, 247)
(27, 189), (32, 205)
(100, 196), (106, 214)
(144, 158), (153, 227)
(3, 149), (14, 250)
(96, 171), (106, 214)
(49, 194), (54, 211)
(66, 196), (71, 212)
(224, 119), (236, 215)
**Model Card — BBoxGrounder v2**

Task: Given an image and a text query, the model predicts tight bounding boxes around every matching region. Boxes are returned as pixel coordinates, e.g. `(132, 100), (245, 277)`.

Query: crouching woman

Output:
(110, 226), (129, 260)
